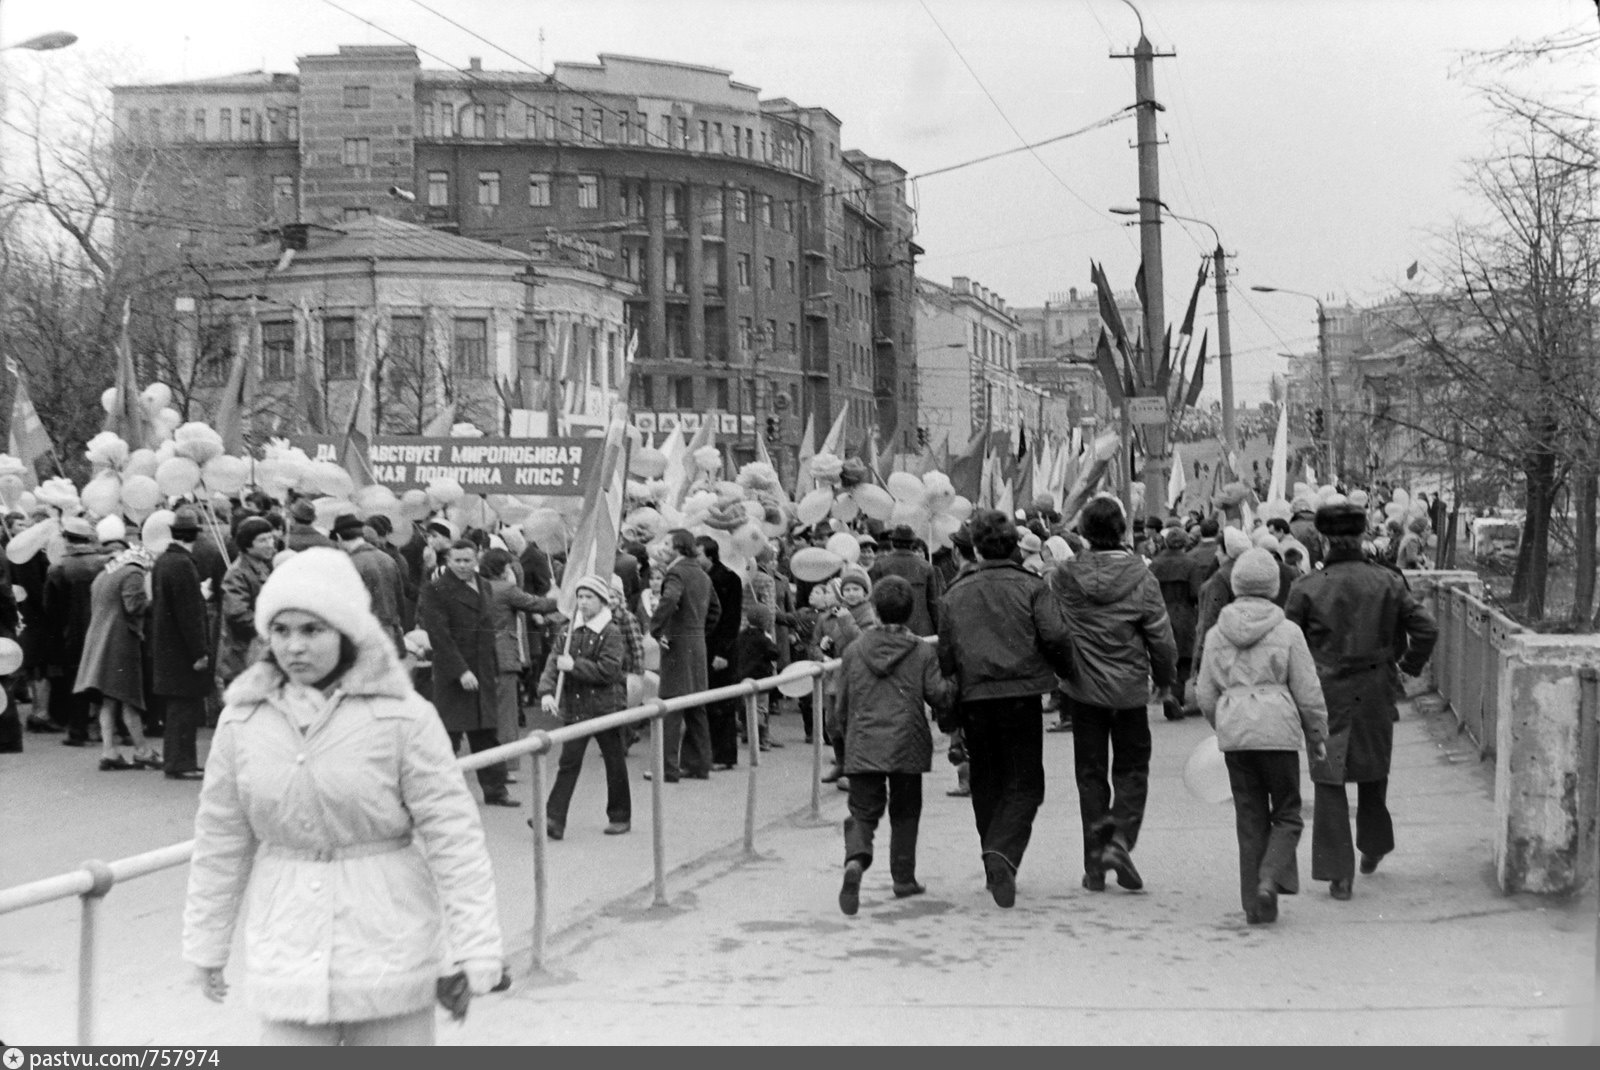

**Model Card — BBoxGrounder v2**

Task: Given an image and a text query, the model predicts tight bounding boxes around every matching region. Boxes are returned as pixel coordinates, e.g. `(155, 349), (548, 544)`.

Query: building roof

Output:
(215, 216), (533, 268)
(115, 71), (299, 93)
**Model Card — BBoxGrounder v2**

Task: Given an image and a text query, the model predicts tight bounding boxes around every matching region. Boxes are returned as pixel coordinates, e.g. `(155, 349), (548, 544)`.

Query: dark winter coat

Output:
(417, 571), (500, 733)
(43, 544), (106, 675)
(286, 521), (334, 553)
(1288, 514), (1324, 568)
(74, 551), (151, 708)
(1193, 557), (1296, 669)
(705, 560), (742, 687)
(216, 553), (272, 687)
(486, 577), (553, 673)
(937, 559), (1075, 704)
(1049, 550), (1178, 710)
(869, 548), (944, 636)
(150, 544), (213, 698)
(537, 607), (625, 723)
(648, 556), (720, 699)
(734, 625), (779, 682)
(1184, 539), (1222, 591)
(1285, 546), (1439, 784)
(346, 541), (405, 648)
(830, 624), (953, 775)
(1148, 546), (1201, 659)
(519, 543), (554, 597)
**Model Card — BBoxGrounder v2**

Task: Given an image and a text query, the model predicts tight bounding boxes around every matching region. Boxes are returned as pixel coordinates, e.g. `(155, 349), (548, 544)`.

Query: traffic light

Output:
(1312, 408), (1326, 436)
(917, 427), (928, 447)
(764, 415), (779, 442)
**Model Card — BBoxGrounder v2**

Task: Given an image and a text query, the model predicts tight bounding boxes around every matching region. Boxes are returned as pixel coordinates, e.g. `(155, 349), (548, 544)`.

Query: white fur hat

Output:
(96, 516), (128, 545)
(254, 547), (379, 643)
(1222, 526), (1252, 560)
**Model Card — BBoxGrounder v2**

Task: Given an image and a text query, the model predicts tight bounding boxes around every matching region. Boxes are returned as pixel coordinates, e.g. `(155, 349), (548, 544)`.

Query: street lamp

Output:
(3, 30), (76, 51)
(1111, 204), (1237, 462)
(1251, 285), (1332, 481)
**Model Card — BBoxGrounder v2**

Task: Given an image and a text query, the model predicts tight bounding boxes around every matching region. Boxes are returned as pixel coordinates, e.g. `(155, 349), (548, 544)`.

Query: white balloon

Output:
(1183, 735), (1233, 805)
(0, 636), (22, 676)
(155, 457), (202, 499)
(796, 487), (833, 526)
(7, 517), (60, 564)
(825, 531), (861, 564)
(887, 471), (925, 504)
(777, 661), (821, 698)
(101, 387), (119, 414)
(80, 473), (122, 517)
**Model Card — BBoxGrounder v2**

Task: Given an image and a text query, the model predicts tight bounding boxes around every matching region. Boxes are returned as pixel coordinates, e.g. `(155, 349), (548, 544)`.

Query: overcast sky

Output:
(4, 0), (1593, 402)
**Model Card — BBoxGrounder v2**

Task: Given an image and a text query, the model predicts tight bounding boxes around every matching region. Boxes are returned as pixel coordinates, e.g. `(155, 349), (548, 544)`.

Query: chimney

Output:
(1069, 286), (1078, 302)
(468, 57), (483, 71)
(952, 276), (970, 294)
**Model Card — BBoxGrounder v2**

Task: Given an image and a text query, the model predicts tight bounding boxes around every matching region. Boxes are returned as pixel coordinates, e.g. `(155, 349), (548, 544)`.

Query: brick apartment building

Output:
(111, 46), (920, 469)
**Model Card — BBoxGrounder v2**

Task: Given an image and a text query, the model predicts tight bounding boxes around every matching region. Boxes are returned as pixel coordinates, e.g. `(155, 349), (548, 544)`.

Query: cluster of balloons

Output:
(789, 467), (974, 584)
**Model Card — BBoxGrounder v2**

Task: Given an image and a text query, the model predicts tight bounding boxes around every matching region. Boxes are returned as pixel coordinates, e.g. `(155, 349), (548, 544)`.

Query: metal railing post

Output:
(77, 860), (115, 1046)
(744, 691), (760, 857)
(651, 704), (668, 907)
(527, 741), (549, 972)
(1581, 668), (1600, 1045)
(810, 675), (825, 820)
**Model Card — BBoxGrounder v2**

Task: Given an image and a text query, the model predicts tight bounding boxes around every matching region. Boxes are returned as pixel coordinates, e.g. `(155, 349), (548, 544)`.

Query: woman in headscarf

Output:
(183, 548), (503, 1045)
(74, 517), (159, 770)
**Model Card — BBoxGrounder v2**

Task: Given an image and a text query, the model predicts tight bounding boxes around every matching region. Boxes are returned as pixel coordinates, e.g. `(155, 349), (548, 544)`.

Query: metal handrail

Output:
(0, 654), (851, 1044)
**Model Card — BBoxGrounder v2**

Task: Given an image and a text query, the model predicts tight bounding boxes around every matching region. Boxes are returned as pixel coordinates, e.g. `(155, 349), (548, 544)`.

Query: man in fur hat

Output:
(1285, 501), (1437, 901)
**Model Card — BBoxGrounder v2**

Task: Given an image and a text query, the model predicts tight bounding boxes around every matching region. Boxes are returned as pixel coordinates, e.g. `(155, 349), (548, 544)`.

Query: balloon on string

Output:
(84, 432), (130, 470)
(730, 522), (767, 563)
(796, 487), (833, 526)
(921, 471), (956, 513)
(0, 475), (24, 510)
(15, 491), (35, 513)
(629, 447), (668, 479)
(355, 483), (400, 515)
(173, 424), (224, 465)
(385, 515), (415, 549)
(313, 497), (349, 531)
(5, 517), (58, 565)
(0, 636), (23, 676)
(824, 531), (860, 565)
(80, 473), (122, 517)
(119, 474), (162, 514)
(641, 634), (661, 672)
(947, 495), (974, 521)
(1183, 735), (1233, 805)
(307, 461), (355, 501)
(887, 471), (924, 504)
(426, 478), (465, 509)
(123, 448), (159, 479)
(931, 513), (962, 550)
(852, 483), (894, 522)
(153, 408), (183, 439)
(155, 457), (202, 498)
(522, 507), (568, 555)
(100, 387), (119, 414)
(788, 547), (844, 584)
(889, 500), (930, 531)
(829, 493), (860, 522)
(201, 455), (249, 496)
(448, 494), (488, 531)
(777, 661), (820, 698)
(486, 494), (532, 525)
(36, 477), (78, 512)
(140, 382), (173, 413)
(398, 488), (431, 521)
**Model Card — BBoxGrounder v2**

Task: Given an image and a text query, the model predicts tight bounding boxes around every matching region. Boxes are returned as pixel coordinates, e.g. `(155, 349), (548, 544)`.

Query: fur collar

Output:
(224, 622), (412, 706)
(580, 606), (613, 634)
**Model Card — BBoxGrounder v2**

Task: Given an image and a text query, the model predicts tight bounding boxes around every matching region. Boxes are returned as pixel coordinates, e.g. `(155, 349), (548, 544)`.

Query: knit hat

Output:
(573, 574), (612, 603)
(1254, 534), (1282, 555)
(1222, 526), (1252, 560)
(234, 516), (274, 554)
(1231, 547), (1281, 599)
(332, 512), (368, 540)
(886, 525), (917, 547)
(1018, 529), (1042, 555)
(839, 566), (871, 594)
(288, 499), (316, 524)
(254, 546), (378, 643)
(170, 506), (202, 539)
(1044, 535), (1073, 562)
(96, 516), (127, 545)
(1251, 527), (1278, 549)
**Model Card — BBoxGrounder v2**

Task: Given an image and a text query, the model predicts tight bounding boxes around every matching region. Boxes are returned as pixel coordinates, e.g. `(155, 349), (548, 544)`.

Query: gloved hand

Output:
(541, 694), (558, 715)
(462, 958), (504, 996)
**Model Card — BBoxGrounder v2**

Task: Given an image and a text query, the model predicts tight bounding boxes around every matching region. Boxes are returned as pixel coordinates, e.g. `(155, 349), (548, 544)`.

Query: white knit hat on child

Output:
(254, 546), (380, 643)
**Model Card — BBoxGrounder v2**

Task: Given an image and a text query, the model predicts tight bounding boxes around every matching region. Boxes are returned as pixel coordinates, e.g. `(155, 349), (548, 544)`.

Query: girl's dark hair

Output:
(971, 510), (1018, 560)
(480, 547), (516, 579)
(1080, 497), (1127, 550)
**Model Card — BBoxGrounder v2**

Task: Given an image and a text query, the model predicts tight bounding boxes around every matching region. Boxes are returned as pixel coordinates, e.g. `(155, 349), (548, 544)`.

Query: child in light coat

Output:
(1197, 548), (1329, 925)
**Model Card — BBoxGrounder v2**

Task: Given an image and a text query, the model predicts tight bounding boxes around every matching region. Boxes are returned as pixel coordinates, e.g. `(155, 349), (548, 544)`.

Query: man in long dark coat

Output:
(150, 509), (213, 778)
(869, 524), (944, 637)
(648, 528), (720, 781)
(1285, 501), (1438, 900)
(1148, 525), (1200, 720)
(43, 517), (107, 744)
(696, 535), (743, 769)
(419, 539), (516, 806)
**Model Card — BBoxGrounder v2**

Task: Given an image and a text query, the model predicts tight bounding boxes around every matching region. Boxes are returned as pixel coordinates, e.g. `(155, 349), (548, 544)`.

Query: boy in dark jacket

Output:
(735, 602), (781, 750)
(831, 577), (952, 915)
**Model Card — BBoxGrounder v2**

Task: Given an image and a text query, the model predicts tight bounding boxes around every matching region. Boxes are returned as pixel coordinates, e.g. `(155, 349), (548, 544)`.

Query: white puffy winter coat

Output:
(1196, 597), (1329, 754)
(182, 630), (503, 1024)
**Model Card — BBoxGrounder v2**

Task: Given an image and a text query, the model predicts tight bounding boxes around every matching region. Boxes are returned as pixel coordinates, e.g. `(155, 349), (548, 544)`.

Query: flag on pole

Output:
(793, 412), (818, 496)
(555, 411), (629, 618)
(1268, 403), (1290, 502)
(421, 401), (457, 437)
(819, 404), (849, 455)
(212, 343), (251, 457)
(1012, 421), (1032, 508)
(1305, 462), (1317, 488)
(950, 424), (988, 503)
(7, 361), (54, 481)
(659, 423), (688, 504)
(105, 298), (157, 448)
(1167, 443), (1187, 512)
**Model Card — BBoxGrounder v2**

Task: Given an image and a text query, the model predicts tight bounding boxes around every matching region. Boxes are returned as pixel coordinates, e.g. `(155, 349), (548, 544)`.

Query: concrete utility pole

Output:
(1214, 243), (1236, 460)
(1113, 13), (1175, 518)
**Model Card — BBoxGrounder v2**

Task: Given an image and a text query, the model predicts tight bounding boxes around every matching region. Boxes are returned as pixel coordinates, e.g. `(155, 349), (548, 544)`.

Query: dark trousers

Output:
(707, 698), (740, 766)
(161, 696), (204, 774)
(1312, 778), (1394, 882)
(662, 706), (711, 777)
(844, 772), (923, 883)
(1069, 698), (1152, 868)
(545, 726), (631, 830)
(1225, 750), (1304, 912)
(449, 729), (508, 795)
(0, 680), (21, 752)
(962, 696), (1046, 872)
(51, 670), (92, 741)
(800, 694), (814, 740)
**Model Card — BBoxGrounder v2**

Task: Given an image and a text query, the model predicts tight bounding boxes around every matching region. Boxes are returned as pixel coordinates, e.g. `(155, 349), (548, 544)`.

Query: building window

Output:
(786, 322), (798, 350)
(239, 110), (252, 142)
(342, 207), (370, 222)
(224, 175), (246, 212)
(673, 377), (694, 408)
(477, 171), (500, 206)
(665, 251), (685, 293)
(493, 103), (507, 137)
(286, 107), (299, 140)
(737, 254), (751, 290)
(621, 246), (641, 282)
(786, 260), (796, 292)
(261, 321), (295, 381)
(713, 378), (730, 409)
(738, 317), (754, 351)
(571, 106), (585, 140)
(704, 254), (723, 291)
(733, 190), (748, 223)
(428, 170), (449, 206)
(273, 175), (295, 211)
(343, 85), (371, 109)
(528, 172), (551, 207)
(219, 108), (232, 140)
(267, 107), (280, 138)
(759, 195), (772, 227)
(469, 103), (486, 137)
(324, 317), (357, 379)
(192, 109), (206, 140)
(342, 138), (370, 166)
(782, 202), (794, 233)
(589, 109), (603, 141)
(698, 119), (709, 151)
(197, 322), (232, 387)
(712, 122), (723, 153)
(764, 319), (777, 347)
(576, 174), (599, 209)
(453, 318), (489, 378)
(677, 116), (688, 148)
(386, 316), (425, 378)
(760, 130), (768, 160)
(763, 256), (776, 290)
(745, 129), (754, 158)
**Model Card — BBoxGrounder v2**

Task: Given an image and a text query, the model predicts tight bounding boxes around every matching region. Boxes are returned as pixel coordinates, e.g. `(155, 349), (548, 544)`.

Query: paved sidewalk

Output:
(457, 699), (1596, 1045)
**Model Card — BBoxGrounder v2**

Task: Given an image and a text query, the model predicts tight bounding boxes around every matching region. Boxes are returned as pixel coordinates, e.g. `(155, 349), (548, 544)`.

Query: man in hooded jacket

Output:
(1050, 495), (1177, 893)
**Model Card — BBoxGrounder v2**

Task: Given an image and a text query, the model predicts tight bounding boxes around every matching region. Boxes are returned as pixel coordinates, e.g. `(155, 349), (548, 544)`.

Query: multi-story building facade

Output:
(111, 47), (918, 472)
(914, 275), (1021, 450)
(1013, 286), (1139, 428)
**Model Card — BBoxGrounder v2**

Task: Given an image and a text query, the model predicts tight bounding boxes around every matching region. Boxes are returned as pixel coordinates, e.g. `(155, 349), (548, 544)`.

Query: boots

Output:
(889, 816), (923, 897)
